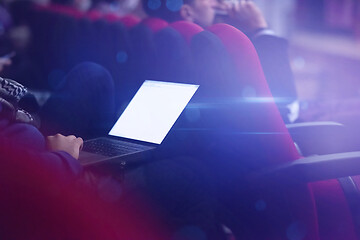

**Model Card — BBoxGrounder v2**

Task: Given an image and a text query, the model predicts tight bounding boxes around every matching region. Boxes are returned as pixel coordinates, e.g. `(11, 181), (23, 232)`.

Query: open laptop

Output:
(79, 80), (199, 166)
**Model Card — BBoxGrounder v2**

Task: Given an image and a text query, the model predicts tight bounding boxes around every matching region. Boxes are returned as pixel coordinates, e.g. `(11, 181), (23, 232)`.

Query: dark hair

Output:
(142, 0), (193, 22)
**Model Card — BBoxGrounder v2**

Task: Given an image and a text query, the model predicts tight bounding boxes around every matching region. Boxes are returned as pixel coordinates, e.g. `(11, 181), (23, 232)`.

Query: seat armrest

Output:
(286, 121), (359, 155)
(249, 151), (360, 185)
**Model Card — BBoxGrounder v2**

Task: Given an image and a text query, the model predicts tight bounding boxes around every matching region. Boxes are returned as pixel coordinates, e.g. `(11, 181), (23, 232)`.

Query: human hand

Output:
(0, 57), (12, 72)
(46, 134), (84, 160)
(225, 0), (268, 33)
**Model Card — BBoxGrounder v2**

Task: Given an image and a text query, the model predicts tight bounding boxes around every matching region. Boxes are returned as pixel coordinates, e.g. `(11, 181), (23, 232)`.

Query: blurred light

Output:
(172, 226), (206, 240)
(48, 69), (66, 90)
(286, 221), (307, 240)
(242, 86), (257, 98)
(255, 200), (267, 211)
(166, 0), (183, 12)
(185, 108), (201, 122)
(300, 101), (309, 110)
(176, 128), (288, 135)
(243, 97), (275, 103)
(148, 0), (161, 10)
(292, 56), (306, 70)
(116, 51), (128, 63)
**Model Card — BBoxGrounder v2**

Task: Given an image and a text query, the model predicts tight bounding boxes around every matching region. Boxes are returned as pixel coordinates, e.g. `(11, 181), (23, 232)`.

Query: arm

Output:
(0, 120), (84, 181)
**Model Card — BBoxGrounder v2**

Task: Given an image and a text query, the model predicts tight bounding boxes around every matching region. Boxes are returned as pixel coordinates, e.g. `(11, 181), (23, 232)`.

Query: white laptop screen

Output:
(109, 80), (199, 144)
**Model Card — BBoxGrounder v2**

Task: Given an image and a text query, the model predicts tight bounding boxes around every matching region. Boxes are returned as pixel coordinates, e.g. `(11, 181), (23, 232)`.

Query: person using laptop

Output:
(0, 65), (225, 239)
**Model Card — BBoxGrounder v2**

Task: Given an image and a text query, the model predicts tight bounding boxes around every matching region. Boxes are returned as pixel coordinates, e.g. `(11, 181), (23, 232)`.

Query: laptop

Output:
(79, 80), (199, 166)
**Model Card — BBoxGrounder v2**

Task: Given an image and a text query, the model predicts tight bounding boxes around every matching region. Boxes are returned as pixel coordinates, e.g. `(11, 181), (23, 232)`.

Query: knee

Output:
(73, 62), (112, 82)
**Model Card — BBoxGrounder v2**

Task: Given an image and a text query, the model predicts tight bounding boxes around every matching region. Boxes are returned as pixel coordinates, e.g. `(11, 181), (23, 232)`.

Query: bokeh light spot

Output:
(255, 200), (267, 211)
(166, 0), (183, 12)
(148, 0), (161, 10)
(286, 221), (307, 240)
(116, 51), (128, 63)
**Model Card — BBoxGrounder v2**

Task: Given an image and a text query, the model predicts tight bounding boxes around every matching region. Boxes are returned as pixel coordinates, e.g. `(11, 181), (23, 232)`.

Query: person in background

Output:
(143, 0), (299, 123)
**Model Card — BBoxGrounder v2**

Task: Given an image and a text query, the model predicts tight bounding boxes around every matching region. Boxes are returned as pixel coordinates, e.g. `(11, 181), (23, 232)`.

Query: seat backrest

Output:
(170, 21), (203, 44)
(153, 26), (193, 83)
(85, 9), (102, 21)
(104, 13), (122, 22)
(118, 15), (141, 28)
(142, 17), (169, 33)
(46, 3), (83, 18)
(205, 23), (319, 240)
(208, 24), (300, 165)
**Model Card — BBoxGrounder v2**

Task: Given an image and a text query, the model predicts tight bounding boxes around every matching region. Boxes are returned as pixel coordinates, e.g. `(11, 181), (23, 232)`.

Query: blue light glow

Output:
(255, 200), (267, 211)
(286, 221), (307, 240)
(166, 0), (183, 12)
(116, 51), (128, 63)
(175, 128), (288, 135)
(148, 0), (161, 10)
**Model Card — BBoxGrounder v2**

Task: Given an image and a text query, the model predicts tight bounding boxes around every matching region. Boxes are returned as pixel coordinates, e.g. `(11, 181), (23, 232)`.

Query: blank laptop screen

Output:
(109, 80), (199, 144)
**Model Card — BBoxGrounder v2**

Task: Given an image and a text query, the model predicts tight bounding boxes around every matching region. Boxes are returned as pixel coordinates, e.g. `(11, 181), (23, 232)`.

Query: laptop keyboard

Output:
(83, 138), (152, 157)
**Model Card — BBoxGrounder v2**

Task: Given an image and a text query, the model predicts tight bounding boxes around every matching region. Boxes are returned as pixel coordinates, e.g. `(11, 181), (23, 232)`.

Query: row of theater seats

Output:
(24, 5), (360, 240)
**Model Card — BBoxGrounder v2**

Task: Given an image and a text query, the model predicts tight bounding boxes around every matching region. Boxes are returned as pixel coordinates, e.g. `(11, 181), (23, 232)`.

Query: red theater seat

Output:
(46, 4), (84, 18)
(119, 15), (141, 28)
(104, 13), (123, 22)
(208, 23), (360, 240)
(85, 10), (103, 21)
(142, 17), (169, 33)
(170, 21), (203, 44)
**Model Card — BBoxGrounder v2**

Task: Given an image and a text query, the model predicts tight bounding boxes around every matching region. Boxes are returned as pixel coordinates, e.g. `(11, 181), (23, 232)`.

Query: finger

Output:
(67, 135), (77, 140)
(75, 137), (84, 150)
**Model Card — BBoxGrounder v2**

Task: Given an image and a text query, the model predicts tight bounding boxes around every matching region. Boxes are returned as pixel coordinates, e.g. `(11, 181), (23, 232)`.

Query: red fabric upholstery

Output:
(208, 24), (300, 165)
(104, 13), (123, 22)
(311, 180), (357, 240)
(119, 15), (141, 28)
(207, 23), (319, 239)
(44, 4), (84, 18)
(85, 10), (103, 21)
(170, 21), (203, 44)
(142, 17), (169, 32)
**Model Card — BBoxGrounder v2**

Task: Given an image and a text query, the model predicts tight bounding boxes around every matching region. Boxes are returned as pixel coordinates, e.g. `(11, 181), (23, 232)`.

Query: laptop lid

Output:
(108, 80), (199, 144)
